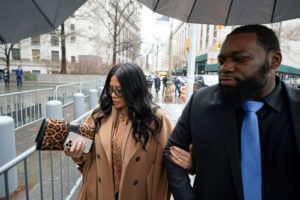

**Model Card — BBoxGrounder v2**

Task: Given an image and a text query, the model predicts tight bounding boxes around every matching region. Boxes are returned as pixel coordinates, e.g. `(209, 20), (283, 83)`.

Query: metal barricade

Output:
(0, 88), (54, 130)
(54, 80), (103, 107)
(0, 110), (92, 200)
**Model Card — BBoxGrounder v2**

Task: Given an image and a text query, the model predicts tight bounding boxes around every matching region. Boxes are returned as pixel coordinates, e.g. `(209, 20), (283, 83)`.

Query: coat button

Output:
(133, 180), (138, 185)
(98, 177), (101, 183)
(135, 157), (140, 162)
(97, 154), (100, 159)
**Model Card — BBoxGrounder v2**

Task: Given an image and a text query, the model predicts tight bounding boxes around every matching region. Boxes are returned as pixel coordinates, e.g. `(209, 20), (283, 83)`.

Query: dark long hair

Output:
(92, 63), (162, 150)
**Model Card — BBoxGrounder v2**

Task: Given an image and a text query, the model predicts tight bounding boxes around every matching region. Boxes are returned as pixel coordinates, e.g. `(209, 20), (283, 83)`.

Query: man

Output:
(16, 66), (23, 86)
(164, 24), (300, 200)
(162, 76), (168, 96)
(174, 77), (182, 97)
(3, 67), (9, 86)
(146, 75), (153, 92)
(154, 75), (161, 94)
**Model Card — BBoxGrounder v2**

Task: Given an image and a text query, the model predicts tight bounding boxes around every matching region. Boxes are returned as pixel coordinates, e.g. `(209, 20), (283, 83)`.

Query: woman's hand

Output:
(63, 138), (86, 159)
(170, 144), (193, 170)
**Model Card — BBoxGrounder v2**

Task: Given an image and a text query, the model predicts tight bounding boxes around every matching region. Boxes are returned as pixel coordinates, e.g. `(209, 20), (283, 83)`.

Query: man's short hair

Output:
(228, 24), (280, 52)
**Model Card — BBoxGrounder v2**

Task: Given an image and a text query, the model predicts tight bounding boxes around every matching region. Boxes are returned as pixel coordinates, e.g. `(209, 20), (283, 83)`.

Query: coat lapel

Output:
(214, 90), (244, 200)
(99, 107), (118, 166)
(122, 120), (140, 168)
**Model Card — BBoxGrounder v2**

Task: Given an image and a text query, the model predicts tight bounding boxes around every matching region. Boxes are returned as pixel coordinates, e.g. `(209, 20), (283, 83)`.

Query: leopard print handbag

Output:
(35, 118), (95, 151)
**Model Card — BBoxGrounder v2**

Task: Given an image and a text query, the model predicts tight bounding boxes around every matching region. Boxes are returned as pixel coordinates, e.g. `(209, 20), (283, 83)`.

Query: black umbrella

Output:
(138, 0), (300, 25)
(0, 0), (87, 44)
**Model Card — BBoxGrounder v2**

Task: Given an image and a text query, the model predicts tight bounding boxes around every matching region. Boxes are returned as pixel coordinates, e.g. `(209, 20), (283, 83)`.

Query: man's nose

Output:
(220, 58), (235, 73)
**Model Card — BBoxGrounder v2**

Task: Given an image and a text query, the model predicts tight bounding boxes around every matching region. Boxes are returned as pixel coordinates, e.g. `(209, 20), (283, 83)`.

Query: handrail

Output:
(0, 109), (93, 200)
(0, 110), (92, 175)
(0, 145), (36, 174)
(0, 88), (53, 97)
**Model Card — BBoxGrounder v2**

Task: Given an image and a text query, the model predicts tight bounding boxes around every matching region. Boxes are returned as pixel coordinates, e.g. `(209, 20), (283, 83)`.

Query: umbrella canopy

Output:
(138, 0), (300, 25)
(0, 0), (87, 44)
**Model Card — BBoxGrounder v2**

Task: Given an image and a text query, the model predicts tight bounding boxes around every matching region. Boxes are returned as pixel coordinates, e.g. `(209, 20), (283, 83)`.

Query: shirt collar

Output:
(263, 77), (283, 112)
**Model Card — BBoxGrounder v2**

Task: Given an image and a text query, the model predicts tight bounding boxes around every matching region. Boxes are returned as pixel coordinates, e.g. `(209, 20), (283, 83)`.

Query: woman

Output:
(64, 63), (173, 200)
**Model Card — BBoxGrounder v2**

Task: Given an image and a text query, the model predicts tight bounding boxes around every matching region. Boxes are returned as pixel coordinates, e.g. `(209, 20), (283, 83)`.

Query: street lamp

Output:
(164, 19), (173, 103)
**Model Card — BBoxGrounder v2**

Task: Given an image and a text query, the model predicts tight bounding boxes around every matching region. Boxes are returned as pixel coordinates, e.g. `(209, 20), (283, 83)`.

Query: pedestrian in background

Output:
(164, 24), (300, 200)
(146, 75), (153, 92)
(162, 76), (168, 96)
(154, 75), (161, 94)
(16, 66), (23, 86)
(64, 63), (173, 200)
(3, 67), (9, 86)
(174, 77), (182, 97)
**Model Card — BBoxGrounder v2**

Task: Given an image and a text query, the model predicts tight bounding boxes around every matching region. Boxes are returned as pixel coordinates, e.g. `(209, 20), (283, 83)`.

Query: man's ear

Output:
(270, 51), (282, 69)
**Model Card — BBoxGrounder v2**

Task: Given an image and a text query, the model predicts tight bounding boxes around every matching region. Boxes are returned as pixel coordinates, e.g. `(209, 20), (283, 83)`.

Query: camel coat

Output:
(76, 106), (173, 200)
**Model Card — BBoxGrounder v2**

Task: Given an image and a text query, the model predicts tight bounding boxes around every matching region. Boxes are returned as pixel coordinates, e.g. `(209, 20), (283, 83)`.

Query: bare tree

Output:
(89, 0), (141, 65)
(0, 43), (15, 69)
(60, 23), (67, 74)
(50, 22), (78, 74)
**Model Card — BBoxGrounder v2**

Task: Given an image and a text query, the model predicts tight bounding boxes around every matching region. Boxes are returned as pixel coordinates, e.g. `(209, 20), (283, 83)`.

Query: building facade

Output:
(0, 0), (142, 75)
(170, 20), (300, 77)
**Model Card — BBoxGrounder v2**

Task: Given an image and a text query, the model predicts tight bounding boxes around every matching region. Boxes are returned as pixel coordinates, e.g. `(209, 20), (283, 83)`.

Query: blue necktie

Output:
(241, 101), (264, 200)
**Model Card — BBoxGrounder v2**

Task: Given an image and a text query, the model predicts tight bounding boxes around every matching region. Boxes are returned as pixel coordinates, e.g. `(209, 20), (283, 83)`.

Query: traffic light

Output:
(215, 43), (220, 51)
(186, 36), (190, 51)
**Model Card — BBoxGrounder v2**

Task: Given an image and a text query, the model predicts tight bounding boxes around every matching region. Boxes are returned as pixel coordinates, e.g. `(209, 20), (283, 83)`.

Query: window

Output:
(12, 48), (20, 60)
(32, 70), (41, 75)
(213, 25), (217, 38)
(31, 36), (40, 45)
(213, 25), (217, 45)
(199, 25), (203, 49)
(32, 49), (40, 61)
(70, 24), (75, 31)
(206, 25), (210, 47)
(71, 36), (76, 43)
(71, 56), (76, 63)
(51, 51), (59, 62)
(51, 32), (59, 46)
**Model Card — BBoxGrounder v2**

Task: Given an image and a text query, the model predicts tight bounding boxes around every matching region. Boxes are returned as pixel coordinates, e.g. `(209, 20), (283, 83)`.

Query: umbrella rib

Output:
(32, 0), (55, 28)
(154, 0), (161, 11)
(271, 0), (277, 23)
(225, 0), (234, 25)
(187, 0), (198, 22)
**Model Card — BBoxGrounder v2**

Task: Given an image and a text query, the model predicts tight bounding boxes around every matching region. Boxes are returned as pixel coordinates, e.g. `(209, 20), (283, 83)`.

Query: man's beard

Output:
(219, 60), (271, 106)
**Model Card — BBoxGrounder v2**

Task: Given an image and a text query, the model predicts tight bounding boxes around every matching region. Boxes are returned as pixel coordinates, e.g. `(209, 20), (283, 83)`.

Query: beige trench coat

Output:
(76, 106), (173, 200)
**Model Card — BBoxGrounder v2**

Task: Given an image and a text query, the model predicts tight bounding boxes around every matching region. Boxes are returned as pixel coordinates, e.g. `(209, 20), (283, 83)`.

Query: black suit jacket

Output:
(163, 82), (300, 200)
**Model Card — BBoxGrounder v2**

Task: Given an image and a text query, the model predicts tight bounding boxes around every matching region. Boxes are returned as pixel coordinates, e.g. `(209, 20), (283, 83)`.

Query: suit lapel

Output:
(214, 91), (244, 200)
(285, 86), (300, 159)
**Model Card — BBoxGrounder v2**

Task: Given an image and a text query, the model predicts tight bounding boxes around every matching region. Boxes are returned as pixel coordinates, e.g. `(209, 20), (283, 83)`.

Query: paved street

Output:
(0, 82), (58, 95)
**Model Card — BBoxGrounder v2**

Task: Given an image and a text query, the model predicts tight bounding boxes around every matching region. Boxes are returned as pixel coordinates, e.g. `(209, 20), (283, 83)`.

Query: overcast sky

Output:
(140, 5), (172, 55)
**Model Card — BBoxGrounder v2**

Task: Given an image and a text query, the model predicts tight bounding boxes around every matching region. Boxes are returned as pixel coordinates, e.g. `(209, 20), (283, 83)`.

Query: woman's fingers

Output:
(170, 155), (187, 169)
(189, 144), (193, 152)
(170, 145), (193, 169)
(65, 139), (86, 158)
(170, 146), (190, 162)
(172, 146), (190, 157)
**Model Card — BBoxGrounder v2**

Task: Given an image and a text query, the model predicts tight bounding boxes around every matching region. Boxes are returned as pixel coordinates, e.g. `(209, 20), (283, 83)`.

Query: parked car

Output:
(193, 75), (219, 91)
